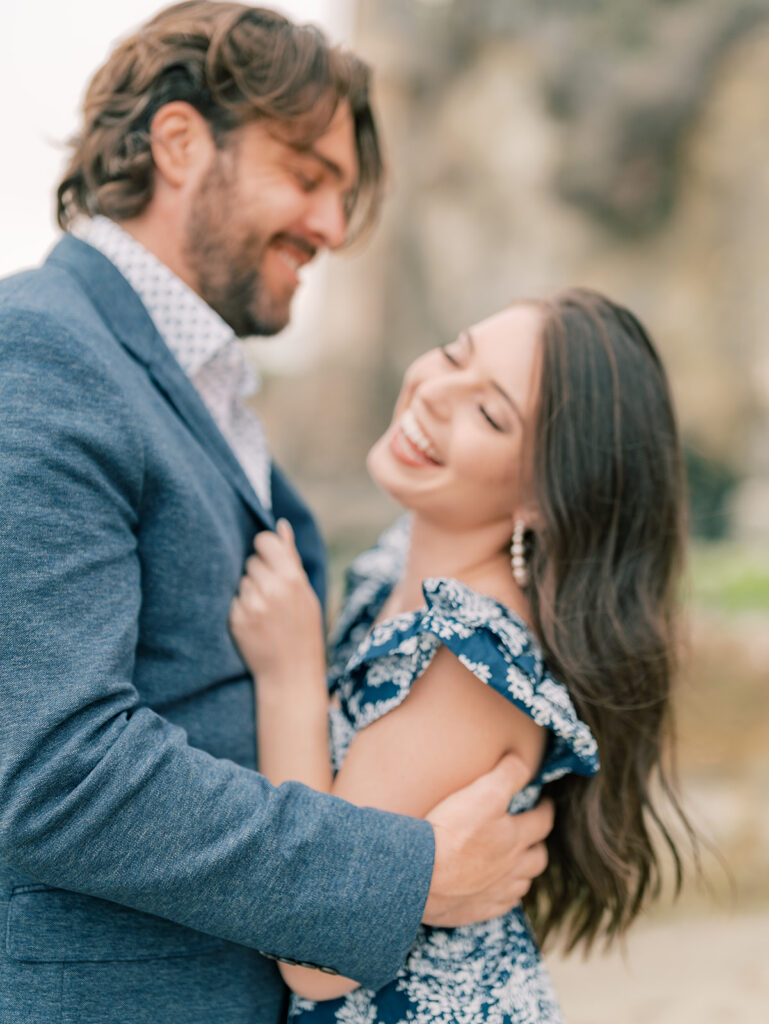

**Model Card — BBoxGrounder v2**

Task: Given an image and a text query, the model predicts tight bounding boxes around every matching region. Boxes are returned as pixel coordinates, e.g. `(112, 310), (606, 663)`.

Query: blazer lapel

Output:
(47, 235), (274, 529)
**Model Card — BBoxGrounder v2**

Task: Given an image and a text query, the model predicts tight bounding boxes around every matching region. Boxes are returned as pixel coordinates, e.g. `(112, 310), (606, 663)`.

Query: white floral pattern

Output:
(291, 518), (600, 1024)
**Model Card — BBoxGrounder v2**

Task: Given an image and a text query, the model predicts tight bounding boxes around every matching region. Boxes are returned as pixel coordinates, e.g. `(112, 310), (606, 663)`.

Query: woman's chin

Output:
(366, 438), (414, 509)
(365, 435), (391, 484)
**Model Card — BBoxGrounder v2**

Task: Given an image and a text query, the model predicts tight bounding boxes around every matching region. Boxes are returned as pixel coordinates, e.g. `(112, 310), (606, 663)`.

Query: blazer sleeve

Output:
(0, 308), (435, 990)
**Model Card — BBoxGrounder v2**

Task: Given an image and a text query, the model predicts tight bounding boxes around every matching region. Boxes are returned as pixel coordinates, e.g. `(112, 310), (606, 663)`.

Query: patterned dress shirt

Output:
(73, 215), (272, 510)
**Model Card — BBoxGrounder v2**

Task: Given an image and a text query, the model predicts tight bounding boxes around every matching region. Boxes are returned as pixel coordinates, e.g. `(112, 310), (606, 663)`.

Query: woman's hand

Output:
(231, 520), (332, 791)
(229, 519), (326, 684)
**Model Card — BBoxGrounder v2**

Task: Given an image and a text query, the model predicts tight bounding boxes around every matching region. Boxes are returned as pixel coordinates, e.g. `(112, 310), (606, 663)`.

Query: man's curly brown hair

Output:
(57, 1), (384, 241)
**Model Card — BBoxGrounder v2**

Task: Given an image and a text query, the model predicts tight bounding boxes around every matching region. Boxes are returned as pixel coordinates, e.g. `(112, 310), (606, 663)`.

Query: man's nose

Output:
(305, 189), (348, 251)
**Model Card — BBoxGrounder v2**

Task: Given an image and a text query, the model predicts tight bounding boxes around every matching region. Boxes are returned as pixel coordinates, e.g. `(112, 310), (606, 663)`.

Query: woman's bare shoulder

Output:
(456, 568), (531, 625)
(331, 639), (546, 818)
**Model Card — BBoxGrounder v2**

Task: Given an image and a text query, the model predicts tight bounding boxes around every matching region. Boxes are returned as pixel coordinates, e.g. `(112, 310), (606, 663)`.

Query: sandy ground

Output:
(546, 909), (769, 1023)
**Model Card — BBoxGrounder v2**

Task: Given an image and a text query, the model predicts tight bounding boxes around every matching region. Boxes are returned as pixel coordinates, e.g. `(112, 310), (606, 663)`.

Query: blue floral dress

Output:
(289, 520), (600, 1024)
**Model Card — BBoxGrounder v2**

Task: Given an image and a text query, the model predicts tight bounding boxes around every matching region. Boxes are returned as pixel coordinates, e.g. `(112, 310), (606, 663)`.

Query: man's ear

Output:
(148, 101), (216, 188)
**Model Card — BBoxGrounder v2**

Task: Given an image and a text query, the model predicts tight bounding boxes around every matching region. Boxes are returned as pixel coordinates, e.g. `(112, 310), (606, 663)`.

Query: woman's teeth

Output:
(400, 409), (440, 462)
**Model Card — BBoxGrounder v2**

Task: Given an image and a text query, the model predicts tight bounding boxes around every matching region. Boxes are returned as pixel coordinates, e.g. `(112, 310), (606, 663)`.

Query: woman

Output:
(230, 288), (693, 1023)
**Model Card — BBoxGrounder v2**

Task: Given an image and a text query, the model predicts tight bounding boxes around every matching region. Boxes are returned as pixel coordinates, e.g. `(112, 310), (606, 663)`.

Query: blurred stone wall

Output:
(253, 0), (769, 543)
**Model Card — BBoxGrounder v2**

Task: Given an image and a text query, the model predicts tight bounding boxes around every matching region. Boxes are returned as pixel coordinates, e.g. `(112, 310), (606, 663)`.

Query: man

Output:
(0, 5), (553, 1023)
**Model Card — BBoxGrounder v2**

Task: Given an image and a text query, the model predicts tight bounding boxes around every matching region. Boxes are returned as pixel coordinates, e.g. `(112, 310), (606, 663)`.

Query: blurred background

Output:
(258, 3), (769, 1018)
(4, 0), (768, 1019)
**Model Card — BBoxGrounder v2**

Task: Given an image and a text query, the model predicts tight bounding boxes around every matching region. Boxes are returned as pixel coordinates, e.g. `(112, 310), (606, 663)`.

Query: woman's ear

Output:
(148, 101), (216, 189)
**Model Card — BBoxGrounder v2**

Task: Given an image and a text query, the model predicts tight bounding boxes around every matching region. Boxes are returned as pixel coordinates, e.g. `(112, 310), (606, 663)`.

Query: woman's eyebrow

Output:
(464, 329), (525, 424)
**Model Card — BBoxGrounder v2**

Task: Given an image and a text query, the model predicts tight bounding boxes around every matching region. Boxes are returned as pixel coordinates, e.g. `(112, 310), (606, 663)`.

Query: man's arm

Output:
(0, 309), (434, 989)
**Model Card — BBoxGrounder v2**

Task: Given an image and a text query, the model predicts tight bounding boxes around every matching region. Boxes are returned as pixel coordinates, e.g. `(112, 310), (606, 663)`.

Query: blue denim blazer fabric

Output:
(0, 236), (434, 1024)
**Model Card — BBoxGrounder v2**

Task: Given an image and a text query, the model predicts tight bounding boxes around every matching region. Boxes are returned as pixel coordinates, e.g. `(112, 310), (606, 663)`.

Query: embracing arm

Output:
(0, 309), (434, 988)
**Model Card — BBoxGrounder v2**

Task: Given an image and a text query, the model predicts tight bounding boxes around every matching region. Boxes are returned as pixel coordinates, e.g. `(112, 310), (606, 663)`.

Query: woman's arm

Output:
(230, 520), (333, 792)
(331, 645), (545, 817)
(231, 522), (355, 998)
(230, 525), (546, 1002)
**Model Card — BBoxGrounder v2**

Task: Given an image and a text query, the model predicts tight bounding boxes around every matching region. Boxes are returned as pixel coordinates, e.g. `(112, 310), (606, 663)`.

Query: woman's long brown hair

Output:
(522, 288), (696, 950)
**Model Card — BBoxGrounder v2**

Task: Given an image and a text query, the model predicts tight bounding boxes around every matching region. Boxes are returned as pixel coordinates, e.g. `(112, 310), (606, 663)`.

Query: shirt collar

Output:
(72, 215), (258, 386)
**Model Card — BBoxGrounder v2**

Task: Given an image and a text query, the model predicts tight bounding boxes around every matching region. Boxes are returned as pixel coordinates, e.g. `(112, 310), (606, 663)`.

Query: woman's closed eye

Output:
(440, 344), (461, 367)
(441, 345), (506, 431)
(479, 406), (503, 432)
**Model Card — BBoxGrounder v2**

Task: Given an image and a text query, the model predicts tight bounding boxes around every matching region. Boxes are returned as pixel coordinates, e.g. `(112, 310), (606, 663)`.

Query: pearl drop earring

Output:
(510, 520), (530, 588)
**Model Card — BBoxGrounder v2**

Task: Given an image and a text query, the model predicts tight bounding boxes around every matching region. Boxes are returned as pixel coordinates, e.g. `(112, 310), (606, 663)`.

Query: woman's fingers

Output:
(252, 522), (302, 572)
(276, 517), (295, 546)
(240, 525), (314, 618)
(243, 556), (274, 598)
(236, 574), (265, 611)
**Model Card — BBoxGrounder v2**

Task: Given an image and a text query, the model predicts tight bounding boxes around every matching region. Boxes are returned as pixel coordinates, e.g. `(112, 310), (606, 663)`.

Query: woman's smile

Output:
(390, 409), (443, 466)
(368, 304), (543, 531)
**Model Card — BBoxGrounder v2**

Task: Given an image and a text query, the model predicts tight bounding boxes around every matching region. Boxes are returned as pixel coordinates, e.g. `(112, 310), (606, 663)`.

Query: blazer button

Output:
(318, 965), (340, 975)
(277, 956), (300, 966)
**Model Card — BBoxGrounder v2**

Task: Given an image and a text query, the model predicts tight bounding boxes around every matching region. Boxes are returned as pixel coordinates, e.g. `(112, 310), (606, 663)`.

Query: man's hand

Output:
(423, 753), (553, 927)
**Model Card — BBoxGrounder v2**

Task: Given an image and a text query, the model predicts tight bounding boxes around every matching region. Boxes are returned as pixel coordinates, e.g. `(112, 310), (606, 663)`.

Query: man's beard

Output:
(182, 151), (292, 338)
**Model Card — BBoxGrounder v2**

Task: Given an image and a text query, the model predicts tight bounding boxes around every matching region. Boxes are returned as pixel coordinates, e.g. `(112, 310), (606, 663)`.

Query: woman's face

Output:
(367, 303), (543, 532)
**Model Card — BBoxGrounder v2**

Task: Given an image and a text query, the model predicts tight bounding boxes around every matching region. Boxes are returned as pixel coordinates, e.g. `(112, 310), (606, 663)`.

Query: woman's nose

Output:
(416, 371), (467, 421)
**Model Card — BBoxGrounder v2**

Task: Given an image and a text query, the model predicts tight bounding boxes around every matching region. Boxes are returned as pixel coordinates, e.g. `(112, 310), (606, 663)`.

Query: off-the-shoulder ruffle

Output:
(341, 577), (599, 783)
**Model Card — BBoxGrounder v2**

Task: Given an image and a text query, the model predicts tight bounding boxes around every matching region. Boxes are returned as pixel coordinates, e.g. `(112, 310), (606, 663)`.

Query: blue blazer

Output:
(0, 236), (434, 1024)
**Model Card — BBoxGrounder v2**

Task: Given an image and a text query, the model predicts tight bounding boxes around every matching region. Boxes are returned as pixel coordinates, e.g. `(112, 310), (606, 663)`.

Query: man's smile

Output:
(270, 234), (317, 283)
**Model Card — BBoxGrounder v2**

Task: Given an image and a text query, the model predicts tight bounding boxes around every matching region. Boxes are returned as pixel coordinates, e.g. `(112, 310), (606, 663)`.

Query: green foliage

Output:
(684, 444), (739, 541)
(689, 542), (769, 613)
